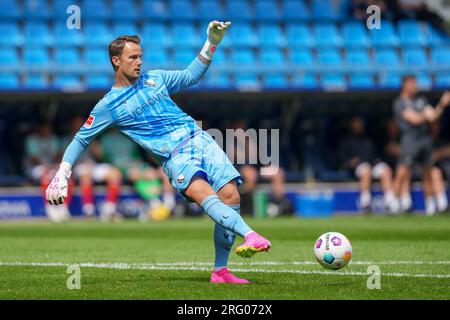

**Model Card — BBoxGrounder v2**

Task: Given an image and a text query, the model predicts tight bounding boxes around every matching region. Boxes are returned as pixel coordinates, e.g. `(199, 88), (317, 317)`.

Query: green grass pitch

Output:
(0, 215), (449, 300)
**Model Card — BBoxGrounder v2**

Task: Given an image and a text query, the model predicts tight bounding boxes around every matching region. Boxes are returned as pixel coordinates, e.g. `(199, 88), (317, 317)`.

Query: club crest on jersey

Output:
(84, 115), (95, 128)
(145, 79), (156, 87)
(177, 174), (185, 184)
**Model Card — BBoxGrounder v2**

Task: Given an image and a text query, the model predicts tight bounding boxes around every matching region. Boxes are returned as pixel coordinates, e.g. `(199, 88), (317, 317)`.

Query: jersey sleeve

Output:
(62, 100), (115, 166)
(154, 57), (209, 94)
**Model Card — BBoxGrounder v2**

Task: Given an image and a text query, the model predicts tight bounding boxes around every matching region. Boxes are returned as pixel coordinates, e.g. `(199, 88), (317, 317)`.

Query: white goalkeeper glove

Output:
(45, 162), (72, 205)
(200, 20), (231, 61)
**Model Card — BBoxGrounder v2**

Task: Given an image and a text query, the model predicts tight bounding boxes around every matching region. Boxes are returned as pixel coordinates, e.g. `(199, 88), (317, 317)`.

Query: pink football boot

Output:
(236, 231), (271, 258)
(210, 268), (250, 284)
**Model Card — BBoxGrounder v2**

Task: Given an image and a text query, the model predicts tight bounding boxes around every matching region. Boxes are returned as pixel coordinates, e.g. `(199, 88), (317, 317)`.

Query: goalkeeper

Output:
(45, 21), (271, 284)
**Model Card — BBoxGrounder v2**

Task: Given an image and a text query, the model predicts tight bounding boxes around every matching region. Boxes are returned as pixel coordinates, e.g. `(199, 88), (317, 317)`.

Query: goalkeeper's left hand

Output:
(207, 20), (231, 45)
(200, 20), (231, 61)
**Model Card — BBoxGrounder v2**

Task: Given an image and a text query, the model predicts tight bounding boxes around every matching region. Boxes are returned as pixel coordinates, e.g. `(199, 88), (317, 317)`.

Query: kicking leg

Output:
(185, 176), (271, 258)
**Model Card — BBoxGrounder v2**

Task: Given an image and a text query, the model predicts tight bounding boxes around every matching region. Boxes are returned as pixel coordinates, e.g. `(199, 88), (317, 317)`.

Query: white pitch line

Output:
(0, 262), (449, 279)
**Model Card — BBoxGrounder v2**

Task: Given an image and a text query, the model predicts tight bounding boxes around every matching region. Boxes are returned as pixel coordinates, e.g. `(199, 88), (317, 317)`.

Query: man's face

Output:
(114, 42), (143, 81)
(403, 78), (417, 96)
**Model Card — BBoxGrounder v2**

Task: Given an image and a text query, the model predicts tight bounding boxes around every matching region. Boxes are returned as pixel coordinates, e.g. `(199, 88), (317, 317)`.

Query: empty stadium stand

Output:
(0, 0), (448, 91)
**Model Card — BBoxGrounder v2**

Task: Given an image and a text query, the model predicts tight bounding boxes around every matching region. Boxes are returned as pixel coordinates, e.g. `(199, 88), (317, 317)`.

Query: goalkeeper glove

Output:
(45, 162), (72, 205)
(200, 20), (231, 61)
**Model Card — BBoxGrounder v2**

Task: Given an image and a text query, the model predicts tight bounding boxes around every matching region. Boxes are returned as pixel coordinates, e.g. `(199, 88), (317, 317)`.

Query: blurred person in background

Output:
(24, 121), (70, 222)
(383, 117), (448, 213)
(338, 116), (398, 213)
(392, 75), (450, 215)
(229, 120), (291, 217)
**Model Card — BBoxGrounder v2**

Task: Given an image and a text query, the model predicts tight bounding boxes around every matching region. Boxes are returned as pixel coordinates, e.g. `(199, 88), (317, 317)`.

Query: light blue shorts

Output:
(162, 130), (242, 197)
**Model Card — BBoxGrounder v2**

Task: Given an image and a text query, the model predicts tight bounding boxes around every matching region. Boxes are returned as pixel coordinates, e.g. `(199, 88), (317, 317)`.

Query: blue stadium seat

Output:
(24, 22), (53, 46)
(289, 50), (315, 69)
(349, 73), (375, 88)
(378, 71), (403, 88)
(0, 0), (21, 20)
(258, 24), (286, 48)
(228, 23), (258, 47)
(292, 73), (318, 88)
(24, 0), (50, 19)
(142, 23), (171, 48)
(435, 72), (450, 88)
(53, 74), (82, 90)
(170, 0), (196, 20)
(342, 21), (369, 48)
(345, 49), (373, 73)
(282, 0), (309, 21)
(54, 48), (81, 70)
(112, 22), (140, 38)
(262, 73), (288, 89)
(143, 47), (169, 68)
(255, 0), (281, 21)
(317, 50), (343, 70)
(23, 73), (48, 89)
(84, 48), (110, 71)
(431, 46), (450, 66)
(141, 0), (168, 21)
(81, 0), (109, 20)
(24, 47), (50, 70)
(311, 0), (343, 21)
(171, 23), (199, 48)
(83, 22), (113, 46)
(198, 1), (225, 21)
(402, 47), (428, 67)
(425, 24), (448, 47)
(414, 73), (432, 90)
(0, 49), (19, 71)
(86, 73), (111, 89)
(203, 71), (230, 89)
(375, 48), (401, 68)
(0, 23), (22, 46)
(226, 0), (254, 21)
(321, 73), (346, 90)
(172, 48), (196, 66)
(234, 72), (260, 89)
(370, 21), (398, 47)
(314, 23), (342, 48)
(210, 49), (227, 64)
(54, 22), (83, 47)
(52, 0), (80, 20)
(259, 49), (285, 70)
(398, 20), (427, 47)
(231, 49), (256, 71)
(0, 73), (19, 89)
(286, 24), (315, 48)
(111, 0), (138, 20)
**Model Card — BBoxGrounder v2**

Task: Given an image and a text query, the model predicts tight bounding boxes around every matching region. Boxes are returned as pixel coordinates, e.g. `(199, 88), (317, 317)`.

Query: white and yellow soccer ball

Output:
(314, 232), (352, 270)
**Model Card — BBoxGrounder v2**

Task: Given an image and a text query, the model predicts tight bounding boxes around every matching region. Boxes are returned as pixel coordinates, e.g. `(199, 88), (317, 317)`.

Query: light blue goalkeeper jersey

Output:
(62, 57), (209, 166)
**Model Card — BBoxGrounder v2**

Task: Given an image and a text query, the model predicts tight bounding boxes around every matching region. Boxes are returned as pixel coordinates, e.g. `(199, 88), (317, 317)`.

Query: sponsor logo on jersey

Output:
(84, 115), (95, 128)
(145, 79), (156, 87)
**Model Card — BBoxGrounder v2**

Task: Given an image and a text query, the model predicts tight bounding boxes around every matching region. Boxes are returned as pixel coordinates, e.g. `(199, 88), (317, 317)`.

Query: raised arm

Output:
(46, 101), (114, 205)
(158, 20), (231, 93)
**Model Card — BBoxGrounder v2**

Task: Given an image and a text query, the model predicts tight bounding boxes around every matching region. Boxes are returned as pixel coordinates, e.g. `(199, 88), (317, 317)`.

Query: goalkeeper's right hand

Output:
(45, 162), (72, 205)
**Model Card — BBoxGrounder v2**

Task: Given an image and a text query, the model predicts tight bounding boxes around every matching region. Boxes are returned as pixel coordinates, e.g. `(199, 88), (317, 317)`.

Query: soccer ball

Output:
(314, 232), (352, 270)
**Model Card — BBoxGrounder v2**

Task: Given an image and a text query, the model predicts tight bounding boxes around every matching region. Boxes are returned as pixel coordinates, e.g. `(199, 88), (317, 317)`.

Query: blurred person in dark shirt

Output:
(338, 116), (398, 212)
